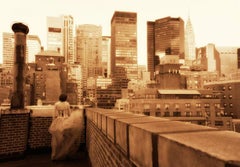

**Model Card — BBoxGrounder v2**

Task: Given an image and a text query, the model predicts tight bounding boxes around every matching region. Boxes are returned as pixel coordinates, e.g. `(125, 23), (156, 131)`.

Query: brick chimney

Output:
(10, 22), (29, 109)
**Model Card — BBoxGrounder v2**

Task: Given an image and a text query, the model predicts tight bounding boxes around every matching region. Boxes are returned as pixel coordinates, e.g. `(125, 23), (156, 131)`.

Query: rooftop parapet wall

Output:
(86, 108), (240, 167)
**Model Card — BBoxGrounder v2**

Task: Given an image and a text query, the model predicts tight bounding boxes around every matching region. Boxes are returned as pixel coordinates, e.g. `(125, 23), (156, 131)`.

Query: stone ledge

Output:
(158, 131), (240, 167)
(86, 108), (240, 167)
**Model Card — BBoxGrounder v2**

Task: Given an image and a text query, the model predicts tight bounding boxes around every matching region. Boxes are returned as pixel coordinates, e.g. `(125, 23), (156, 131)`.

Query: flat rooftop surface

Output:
(0, 151), (91, 167)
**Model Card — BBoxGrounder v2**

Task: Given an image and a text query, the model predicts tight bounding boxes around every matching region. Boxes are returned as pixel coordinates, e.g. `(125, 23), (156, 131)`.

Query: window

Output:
(228, 86), (232, 90)
(196, 103), (201, 108)
(164, 111), (170, 117)
(204, 103), (210, 108)
(229, 95), (232, 99)
(164, 104), (169, 110)
(185, 103), (191, 108)
(214, 103), (220, 108)
(156, 104), (161, 111)
(229, 103), (233, 108)
(185, 111), (192, 117)
(215, 121), (223, 126)
(175, 104), (179, 109)
(173, 111), (181, 117)
(143, 112), (150, 116)
(155, 112), (161, 117)
(196, 111), (202, 116)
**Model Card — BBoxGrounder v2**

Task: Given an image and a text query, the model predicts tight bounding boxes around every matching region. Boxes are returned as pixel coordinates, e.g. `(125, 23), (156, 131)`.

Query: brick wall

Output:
(28, 116), (52, 150)
(0, 106), (86, 160)
(86, 120), (135, 167)
(0, 113), (29, 159)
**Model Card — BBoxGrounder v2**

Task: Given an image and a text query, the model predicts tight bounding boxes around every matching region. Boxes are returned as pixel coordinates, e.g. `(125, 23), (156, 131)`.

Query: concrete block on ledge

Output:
(106, 112), (144, 143)
(158, 130), (240, 167)
(115, 116), (168, 156)
(128, 121), (218, 167)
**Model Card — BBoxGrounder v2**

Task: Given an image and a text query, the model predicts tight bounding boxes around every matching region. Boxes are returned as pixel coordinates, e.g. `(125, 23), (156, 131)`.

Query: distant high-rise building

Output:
(2, 33), (41, 70)
(185, 16), (196, 65)
(102, 36), (111, 78)
(2, 33), (14, 70)
(47, 15), (74, 64)
(75, 24), (102, 93)
(27, 35), (41, 63)
(111, 11), (138, 80)
(147, 16), (185, 80)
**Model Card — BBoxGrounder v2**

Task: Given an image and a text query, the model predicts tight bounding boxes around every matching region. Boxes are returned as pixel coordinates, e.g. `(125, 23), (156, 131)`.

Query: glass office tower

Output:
(111, 11), (138, 80)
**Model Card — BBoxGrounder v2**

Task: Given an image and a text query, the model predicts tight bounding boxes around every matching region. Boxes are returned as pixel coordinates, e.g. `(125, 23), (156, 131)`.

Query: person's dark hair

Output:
(59, 94), (67, 102)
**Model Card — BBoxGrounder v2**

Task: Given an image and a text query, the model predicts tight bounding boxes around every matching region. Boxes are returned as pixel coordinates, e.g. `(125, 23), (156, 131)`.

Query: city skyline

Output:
(0, 0), (240, 65)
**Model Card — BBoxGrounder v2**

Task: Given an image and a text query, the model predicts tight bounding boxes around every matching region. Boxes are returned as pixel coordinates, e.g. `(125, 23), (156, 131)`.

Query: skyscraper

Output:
(185, 16), (196, 65)
(27, 35), (41, 63)
(47, 15), (74, 64)
(2, 33), (14, 70)
(2, 33), (41, 70)
(102, 36), (111, 78)
(75, 24), (102, 93)
(111, 11), (138, 80)
(147, 17), (185, 80)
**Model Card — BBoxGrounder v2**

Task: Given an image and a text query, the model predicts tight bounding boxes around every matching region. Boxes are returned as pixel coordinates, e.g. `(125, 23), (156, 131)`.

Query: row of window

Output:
(141, 103), (220, 109)
(143, 111), (204, 117)
(143, 111), (231, 118)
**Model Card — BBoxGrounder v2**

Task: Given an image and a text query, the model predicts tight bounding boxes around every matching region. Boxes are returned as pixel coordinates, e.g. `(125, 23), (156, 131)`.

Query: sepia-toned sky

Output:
(0, 0), (240, 65)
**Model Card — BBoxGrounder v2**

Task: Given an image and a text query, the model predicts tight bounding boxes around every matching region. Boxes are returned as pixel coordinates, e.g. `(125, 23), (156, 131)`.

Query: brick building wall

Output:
(28, 116), (52, 150)
(0, 113), (29, 159)
(86, 120), (135, 167)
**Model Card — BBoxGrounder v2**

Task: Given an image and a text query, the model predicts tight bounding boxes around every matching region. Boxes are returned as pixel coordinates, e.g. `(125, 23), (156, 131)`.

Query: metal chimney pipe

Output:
(10, 22), (29, 109)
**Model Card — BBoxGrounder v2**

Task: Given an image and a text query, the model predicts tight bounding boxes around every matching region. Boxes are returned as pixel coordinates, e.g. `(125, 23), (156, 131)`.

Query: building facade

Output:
(34, 49), (65, 104)
(75, 24), (102, 95)
(194, 44), (220, 75)
(2, 33), (41, 70)
(204, 80), (240, 119)
(111, 11), (138, 80)
(102, 36), (111, 78)
(127, 88), (232, 130)
(47, 15), (74, 64)
(27, 35), (41, 63)
(147, 17), (185, 80)
(216, 47), (238, 78)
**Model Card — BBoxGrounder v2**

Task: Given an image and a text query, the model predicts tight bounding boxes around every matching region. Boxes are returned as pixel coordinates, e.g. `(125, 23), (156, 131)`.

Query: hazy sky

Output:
(0, 0), (240, 65)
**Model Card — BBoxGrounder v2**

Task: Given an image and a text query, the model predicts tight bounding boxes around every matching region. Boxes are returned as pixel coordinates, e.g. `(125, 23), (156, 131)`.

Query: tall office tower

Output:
(63, 15), (74, 64)
(47, 15), (74, 64)
(27, 35), (41, 63)
(147, 21), (155, 80)
(2, 33), (14, 70)
(147, 17), (185, 80)
(111, 11), (138, 81)
(102, 36), (111, 78)
(75, 24), (102, 93)
(185, 16), (196, 65)
(2, 33), (41, 70)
